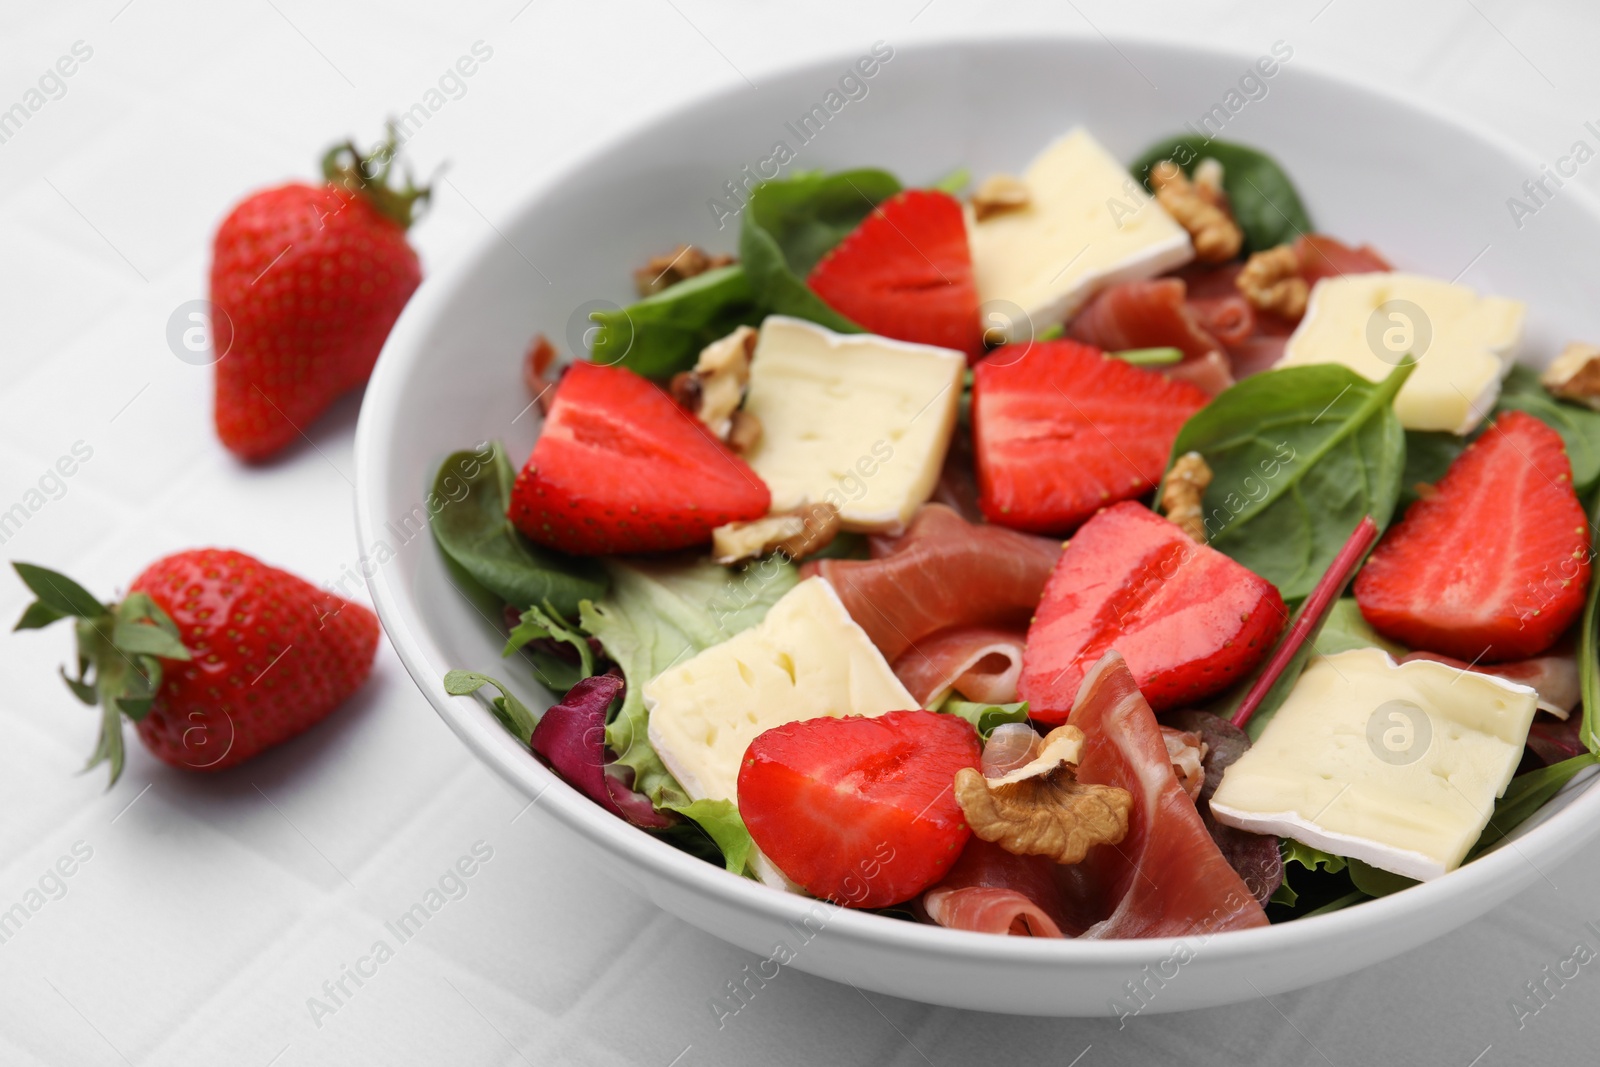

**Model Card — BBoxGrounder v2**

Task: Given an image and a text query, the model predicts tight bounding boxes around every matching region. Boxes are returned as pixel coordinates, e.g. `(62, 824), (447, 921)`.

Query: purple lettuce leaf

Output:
(530, 673), (672, 829)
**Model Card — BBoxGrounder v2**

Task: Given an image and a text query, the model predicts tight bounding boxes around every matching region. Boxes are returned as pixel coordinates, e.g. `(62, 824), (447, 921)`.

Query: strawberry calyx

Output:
(11, 562), (192, 787)
(321, 122), (433, 230)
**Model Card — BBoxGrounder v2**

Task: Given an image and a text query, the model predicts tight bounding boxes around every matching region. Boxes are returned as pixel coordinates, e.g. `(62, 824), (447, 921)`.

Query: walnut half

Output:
(955, 725), (1133, 865)
(1236, 243), (1308, 320)
(1151, 160), (1242, 264)
(1541, 342), (1600, 411)
(633, 244), (735, 297)
(1160, 451), (1213, 544)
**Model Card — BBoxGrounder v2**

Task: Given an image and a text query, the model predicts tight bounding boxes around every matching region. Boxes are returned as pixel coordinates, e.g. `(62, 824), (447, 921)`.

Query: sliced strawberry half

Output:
(508, 361), (770, 555)
(806, 189), (983, 360)
(1018, 502), (1287, 722)
(1355, 410), (1591, 661)
(737, 710), (980, 908)
(972, 340), (1210, 534)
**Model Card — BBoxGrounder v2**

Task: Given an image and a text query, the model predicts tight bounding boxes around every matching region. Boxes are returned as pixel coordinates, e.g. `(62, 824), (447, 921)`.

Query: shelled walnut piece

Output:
(954, 725), (1133, 864)
(1541, 342), (1600, 411)
(1160, 452), (1213, 544)
(711, 502), (841, 566)
(971, 174), (1031, 221)
(1150, 160), (1242, 264)
(670, 325), (758, 441)
(1161, 725), (1208, 803)
(632, 244), (735, 297)
(1236, 243), (1308, 320)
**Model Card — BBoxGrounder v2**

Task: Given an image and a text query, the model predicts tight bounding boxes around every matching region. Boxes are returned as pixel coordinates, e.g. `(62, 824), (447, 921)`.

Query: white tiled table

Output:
(3, 1), (1599, 1063)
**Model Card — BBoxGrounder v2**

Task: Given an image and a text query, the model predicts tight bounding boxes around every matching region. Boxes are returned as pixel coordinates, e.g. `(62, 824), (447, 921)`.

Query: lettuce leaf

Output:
(1271, 839), (1347, 907)
(942, 699), (1029, 739)
(584, 556), (799, 809)
(1313, 598), (1407, 658)
(661, 798), (753, 875)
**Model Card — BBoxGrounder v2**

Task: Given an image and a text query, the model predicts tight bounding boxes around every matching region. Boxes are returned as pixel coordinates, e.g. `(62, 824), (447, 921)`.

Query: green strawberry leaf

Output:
(59, 666), (97, 706)
(14, 600), (67, 631)
(12, 562), (104, 619)
(111, 619), (191, 661)
(117, 696), (155, 720)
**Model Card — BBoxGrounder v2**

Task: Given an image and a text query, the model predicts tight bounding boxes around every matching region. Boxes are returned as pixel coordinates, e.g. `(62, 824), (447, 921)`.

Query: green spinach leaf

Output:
(739, 168), (901, 329)
(1398, 429), (1466, 510)
(1166, 362), (1413, 601)
(429, 443), (608, 615)
(584, 556), (799, 808)
(1494, 364), (1600, 493)
(1129, 136), (1313, 253)
(588, 264), (764, 379)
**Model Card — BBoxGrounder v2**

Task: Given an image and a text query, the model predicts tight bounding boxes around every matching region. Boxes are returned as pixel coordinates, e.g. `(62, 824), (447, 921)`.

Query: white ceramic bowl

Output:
(355, 35), (1600, 1016)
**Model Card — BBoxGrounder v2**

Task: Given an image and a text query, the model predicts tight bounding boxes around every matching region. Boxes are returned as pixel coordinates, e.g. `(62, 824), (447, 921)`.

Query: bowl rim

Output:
(355, 31), (1600, 967)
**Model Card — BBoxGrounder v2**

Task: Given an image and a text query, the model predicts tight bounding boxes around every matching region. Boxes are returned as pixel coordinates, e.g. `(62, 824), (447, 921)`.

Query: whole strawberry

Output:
(13, 551), (380, 784)
(211, 128), (428, 460)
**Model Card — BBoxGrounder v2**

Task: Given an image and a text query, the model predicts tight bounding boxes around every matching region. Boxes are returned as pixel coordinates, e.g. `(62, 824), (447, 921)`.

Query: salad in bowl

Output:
(426, 121), (1600, 946)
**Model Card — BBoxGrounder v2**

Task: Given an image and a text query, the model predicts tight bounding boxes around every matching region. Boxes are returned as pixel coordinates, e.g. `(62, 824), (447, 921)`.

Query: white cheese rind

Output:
(643, 576), (916, 889)
(1278, 272), (1527, 434)
(742, 316), (964, 533)
(967, 127), (1194, 340)
(1210, 648), (1538, 881)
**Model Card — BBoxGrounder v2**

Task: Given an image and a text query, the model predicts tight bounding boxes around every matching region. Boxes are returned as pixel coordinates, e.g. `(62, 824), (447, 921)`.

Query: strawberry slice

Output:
(807, 190), (983, 360)
(1018, 503), (1287, 721)
(508, 361), (770, 555)
(972, 341), (1210, 534)
(737, 710), (980, 908)
(1355, 410), (1591, 661)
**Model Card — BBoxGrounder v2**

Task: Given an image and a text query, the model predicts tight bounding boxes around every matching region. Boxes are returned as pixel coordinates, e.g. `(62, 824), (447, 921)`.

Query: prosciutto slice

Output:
(1296, 233), (1391, 285)
(1162, 350), (1235, 396)
(1067, 278), (1223, 362)
(922, 839), (1074, 937)
(1067, 652), (1269, 938)
(805, 504), (1060, 665)
(1171, 710), (1284, 907)
(892, 627), (1026, 706)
